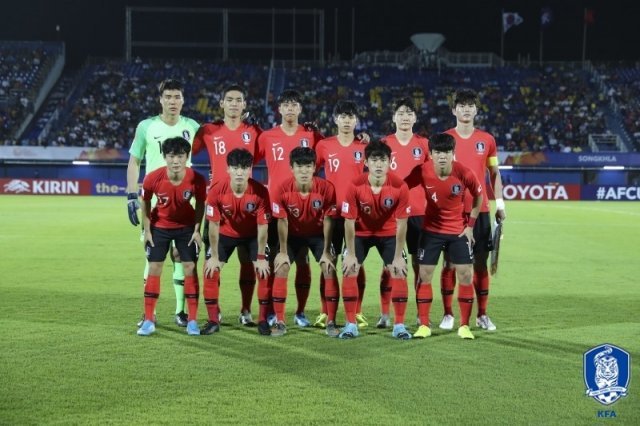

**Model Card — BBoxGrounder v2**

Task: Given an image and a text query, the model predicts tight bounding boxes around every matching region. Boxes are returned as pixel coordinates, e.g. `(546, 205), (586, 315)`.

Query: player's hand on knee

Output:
(127, 193), (140, 226)
(390, 257), (408, 277)
(254, 259), (270, 278)
(274, 253), (290, 273)
(319, 252), (336, 273)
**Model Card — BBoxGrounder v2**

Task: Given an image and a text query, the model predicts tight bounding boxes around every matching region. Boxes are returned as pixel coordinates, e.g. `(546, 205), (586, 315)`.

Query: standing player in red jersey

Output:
(405, 133), (483, 340)
(137, 137), (207, 337)
(438, 89), (506, 332)
(202, 148), (272, 335)
(340, 141), (412, 340)
(256, 89), (324, 328)
(193, 84), (263, 327)
(270, 147), (340, 337)
(314, 100), (369, 328)
(376, 98), (430, 329)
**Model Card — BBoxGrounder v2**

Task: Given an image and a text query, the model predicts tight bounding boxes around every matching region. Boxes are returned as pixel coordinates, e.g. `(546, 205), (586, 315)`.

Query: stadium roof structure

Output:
(410, 33), (445, 53)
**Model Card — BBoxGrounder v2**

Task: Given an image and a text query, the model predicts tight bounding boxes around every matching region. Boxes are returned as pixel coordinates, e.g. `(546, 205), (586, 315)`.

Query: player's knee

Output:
(418, 265), (435, 283)
(148, 262), (163, 276)
(277, 263), (290, 277)
(182, 262), (195, 276)
(457, 266), (473, 283)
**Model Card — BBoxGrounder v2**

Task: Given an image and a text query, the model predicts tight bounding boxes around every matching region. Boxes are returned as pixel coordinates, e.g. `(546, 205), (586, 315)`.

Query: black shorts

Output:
(146, 226), (199, 263)
(353, 236), (396, 265)
(284, 234), (325, 263)
(267, 220), (279, 253)
(417, 231), (473, 265)
(207, 234), (258, 263)
(406, 215), (424, 255)
(465, 212), (493, 254)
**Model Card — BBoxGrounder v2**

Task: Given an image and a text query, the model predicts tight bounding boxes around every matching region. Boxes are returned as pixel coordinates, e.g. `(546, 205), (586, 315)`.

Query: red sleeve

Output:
(205, 185), (221, 222)
(142, 174), (154, 201)
(192, 125), (208, 155)
(462, 166), (482, 197)
(421, 137), (431, 161)
(315, 142), (325, 168)
(395, 183), (411, 219)
(341, 183), (358, 220)
(271, 192), (286, 219)
(312, 130), (324, 146)
(404, 164), (423, 189)
(255, 184), (272, 225)
(324, 181), (338, 217)
(194, 172), (207, 202)
(255, 132), (266, 163)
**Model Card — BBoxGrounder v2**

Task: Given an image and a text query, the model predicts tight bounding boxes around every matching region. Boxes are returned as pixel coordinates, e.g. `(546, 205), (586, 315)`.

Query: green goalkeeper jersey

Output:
(129, 115), (200, 173)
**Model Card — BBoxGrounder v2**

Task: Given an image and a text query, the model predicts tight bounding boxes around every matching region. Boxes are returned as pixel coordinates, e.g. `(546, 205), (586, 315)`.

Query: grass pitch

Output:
(0, 196), (638, 424)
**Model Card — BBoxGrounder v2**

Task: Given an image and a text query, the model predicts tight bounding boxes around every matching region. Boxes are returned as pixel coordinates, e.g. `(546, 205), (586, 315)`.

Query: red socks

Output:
(474, 269), (490, 316)
(416, 282), (433, 326)
(272, 276), (288, 322)
(183, 275), (199, 321)
(379, 269), (391, 316)
(324, 276), (339, 322)
(390, 277), (408, 325)
(294, 263), (311, 314)
(458, 284), (474, 326)
(440, 267), (456, 316)
(144, 275), (161, 321)
(203, 270), (220, 323)
(257, 276), (271, 322)
(356, 268), (366, 313)
(342, 275), (358, 324)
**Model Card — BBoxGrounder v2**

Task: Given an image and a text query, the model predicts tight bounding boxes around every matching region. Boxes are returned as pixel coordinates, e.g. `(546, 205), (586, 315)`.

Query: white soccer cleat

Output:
(439, 314), (454, 330)
(476, 315), (496, 331)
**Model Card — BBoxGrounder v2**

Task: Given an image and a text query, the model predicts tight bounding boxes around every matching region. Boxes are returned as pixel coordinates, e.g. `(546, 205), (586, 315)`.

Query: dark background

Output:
(2, 0), (636, 67)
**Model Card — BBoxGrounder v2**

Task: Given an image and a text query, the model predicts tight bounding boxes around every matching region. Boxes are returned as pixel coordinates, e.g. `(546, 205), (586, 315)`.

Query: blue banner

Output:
(500, 152), (640, 167)
(581, 185), (640, 201)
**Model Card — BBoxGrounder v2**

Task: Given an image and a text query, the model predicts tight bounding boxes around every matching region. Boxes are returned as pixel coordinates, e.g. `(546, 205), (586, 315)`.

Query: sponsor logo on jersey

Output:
(584, 344), (630, 406)
(242, 132), (251, 143)
(451, 184), (462, 195)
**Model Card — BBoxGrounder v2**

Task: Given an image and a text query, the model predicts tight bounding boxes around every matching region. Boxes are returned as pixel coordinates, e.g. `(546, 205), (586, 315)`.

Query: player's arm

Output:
(391, 218), (408, 276)
(404, 164), (423, 189)
(204, 220), (222, 277)
(489, 163), (506, 222)
(461, 189), (483, 246)
(274, 218), (291, 273)
(126, 154), (142, 226)
(140, 197), (153, 247)
(255, 223), (270, 278)
(319, 215), (336, 274)
(342, 218), (358, 276)
(190, 197), (205, 248)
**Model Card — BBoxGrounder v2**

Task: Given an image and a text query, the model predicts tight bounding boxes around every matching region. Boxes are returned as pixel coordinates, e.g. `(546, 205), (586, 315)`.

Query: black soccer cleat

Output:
(258, 320), (271, 336)
(201, 321), (220, 335)
(174, 311), (188, 327)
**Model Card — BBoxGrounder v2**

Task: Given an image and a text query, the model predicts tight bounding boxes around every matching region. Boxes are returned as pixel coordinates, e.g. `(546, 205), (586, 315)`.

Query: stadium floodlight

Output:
(72, 161), (90, 165)
(498, 165), (513, 170)
(602, 165), (624, 170)
(410, 33), (445, 53)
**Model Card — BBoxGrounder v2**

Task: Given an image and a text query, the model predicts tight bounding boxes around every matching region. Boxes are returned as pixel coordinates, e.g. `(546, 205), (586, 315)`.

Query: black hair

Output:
(364, 140), (391, 160)
(289, 147), (316, 166)
(158, 79), (184, 96)
(161, 137), (191, 156)
(333, 100), (359, 117)
(392, 97), (416, 113)
(226, 148), (253, 168)
(221, 84), (247, 100)
(451, 88), (479, 108)
(429, 133), (456, 153)
(277, 89), (303, 105)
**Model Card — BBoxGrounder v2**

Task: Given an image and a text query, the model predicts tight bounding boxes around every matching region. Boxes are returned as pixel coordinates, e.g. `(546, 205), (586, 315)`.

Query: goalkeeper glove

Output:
(127, 192), (140, 226)
(241, 111), (260, 127)
(302, 121), (319, 132)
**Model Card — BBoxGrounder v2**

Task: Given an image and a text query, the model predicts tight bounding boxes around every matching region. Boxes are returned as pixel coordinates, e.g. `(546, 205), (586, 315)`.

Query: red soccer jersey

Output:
(315, 136), (366, 208)
(256, 124), (322, 198)
(272, 176), (338, 237)
(205, 178), (271, 238)
(142, 167), (207, 229)
(193, 122), (262, 185)
(405, 160), (482, 235)
(383, 133), (430, 216)
(341, 172), (411, 237)
(444, 128), (498, 213)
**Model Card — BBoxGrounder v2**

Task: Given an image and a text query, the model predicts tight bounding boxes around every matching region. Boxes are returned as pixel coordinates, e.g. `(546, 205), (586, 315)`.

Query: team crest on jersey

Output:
(182, 130), (191, 140)
(383, 197), (394, 208)
(300, 138), (310, 147)
(451, 184), (462, 195)
(584, 344), (630, 405)
(354, 151), (363, 162)
(245, 202), (256, 212)
(182, 190), (192, 200)
(475, 142), (486, 153)
(412, 147), (423, 158)
(312, 199), (323, 209)
(242, 132), (251, 143)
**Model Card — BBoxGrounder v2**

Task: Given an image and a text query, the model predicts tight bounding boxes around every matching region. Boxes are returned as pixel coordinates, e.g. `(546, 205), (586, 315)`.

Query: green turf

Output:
(0, 196), (638, 424)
